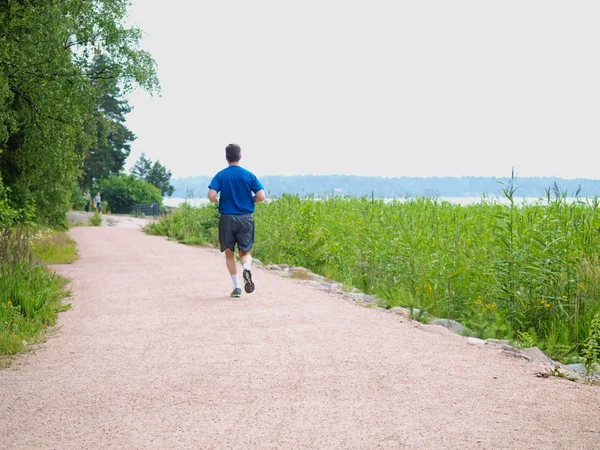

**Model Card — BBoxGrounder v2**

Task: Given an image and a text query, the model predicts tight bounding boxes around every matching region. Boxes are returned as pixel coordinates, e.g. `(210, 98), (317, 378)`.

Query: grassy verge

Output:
(0, 226), (77, 362)
(143, 191), (600, 365)
(32, 229), (79, 264)
(144, 202), (219, 246)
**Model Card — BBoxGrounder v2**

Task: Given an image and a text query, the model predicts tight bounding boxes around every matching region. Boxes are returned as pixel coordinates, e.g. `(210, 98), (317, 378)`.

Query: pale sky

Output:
(123, 0), (600, 179)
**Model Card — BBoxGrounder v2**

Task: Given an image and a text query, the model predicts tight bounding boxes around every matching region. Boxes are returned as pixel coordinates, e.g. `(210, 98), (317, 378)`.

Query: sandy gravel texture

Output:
(1, 224), (600, 449)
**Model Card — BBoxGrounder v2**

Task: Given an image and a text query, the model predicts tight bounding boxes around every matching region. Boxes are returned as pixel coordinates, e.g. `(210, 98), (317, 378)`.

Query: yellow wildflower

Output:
(7, 299), (12, 308)
(482, 302), (497, 314)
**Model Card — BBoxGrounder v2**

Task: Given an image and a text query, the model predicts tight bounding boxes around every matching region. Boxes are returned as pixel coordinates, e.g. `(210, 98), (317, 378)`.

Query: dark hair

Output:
(225, 143), (241, 162)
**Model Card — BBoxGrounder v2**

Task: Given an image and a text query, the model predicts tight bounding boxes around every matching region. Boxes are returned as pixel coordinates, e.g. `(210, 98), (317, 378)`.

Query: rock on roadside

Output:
(429, 319), (466, 335)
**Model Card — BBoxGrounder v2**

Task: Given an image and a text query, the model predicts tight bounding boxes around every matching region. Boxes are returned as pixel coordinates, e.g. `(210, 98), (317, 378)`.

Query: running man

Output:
(208, 144), (265, 298)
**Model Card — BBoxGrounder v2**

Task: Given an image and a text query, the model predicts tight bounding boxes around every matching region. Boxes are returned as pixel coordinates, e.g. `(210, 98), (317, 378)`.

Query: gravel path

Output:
(1, 222), (600, 449)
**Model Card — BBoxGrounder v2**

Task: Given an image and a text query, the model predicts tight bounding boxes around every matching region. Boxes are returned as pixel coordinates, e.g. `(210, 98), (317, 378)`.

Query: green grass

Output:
(144, 202), (219, 246)
(144, 188), (600, 362)
(0, 226), (75, 362)
(32, 230), (79, 264)
(89, 212), (102, 226)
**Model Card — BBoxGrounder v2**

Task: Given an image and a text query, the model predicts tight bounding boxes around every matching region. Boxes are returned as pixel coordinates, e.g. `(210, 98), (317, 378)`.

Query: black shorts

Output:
(219, 214), (255, 252)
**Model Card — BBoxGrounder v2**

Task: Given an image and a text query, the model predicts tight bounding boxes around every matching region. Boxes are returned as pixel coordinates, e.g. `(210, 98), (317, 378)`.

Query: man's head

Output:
(226, 143), (242, 163)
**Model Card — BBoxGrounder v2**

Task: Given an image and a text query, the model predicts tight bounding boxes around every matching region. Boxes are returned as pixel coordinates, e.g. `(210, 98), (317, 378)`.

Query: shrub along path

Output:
(1, 224), (599, 449)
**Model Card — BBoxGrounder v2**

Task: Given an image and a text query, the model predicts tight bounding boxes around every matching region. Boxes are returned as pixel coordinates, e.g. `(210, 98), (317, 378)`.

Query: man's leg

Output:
(220, 214), (242, 297)
(240, 250), (255, 293)
(239, 250), (252, 269)
(225, 248), (241, 296)
(237, 215), (256, 294)
(225, 248), (238, 276)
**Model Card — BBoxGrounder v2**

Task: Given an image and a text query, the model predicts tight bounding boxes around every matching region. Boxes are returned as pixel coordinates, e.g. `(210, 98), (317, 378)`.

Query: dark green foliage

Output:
(81, 55), (136, 189)
(70, 180), (87, 211)
(0, 175), (18, 225)
(0, 0), (159, 227)
(96, 174), (162, 214)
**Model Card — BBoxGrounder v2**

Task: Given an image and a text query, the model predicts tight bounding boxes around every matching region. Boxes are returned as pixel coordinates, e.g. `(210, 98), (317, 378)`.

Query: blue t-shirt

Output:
(209, 166), (264, 215)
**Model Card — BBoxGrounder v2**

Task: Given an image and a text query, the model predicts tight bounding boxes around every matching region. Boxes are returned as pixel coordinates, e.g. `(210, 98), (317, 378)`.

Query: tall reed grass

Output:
(145, 188), (600, 362)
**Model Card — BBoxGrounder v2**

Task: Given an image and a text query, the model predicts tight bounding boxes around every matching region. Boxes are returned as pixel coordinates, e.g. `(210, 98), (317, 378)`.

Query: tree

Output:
(130, 152), (153, 179)
(96, 174), (162, 214)
(147, 161), (174, 196)
(131, 153), (174, 196)
(0, 0), (159, 226)
(81, 55), (136, 188)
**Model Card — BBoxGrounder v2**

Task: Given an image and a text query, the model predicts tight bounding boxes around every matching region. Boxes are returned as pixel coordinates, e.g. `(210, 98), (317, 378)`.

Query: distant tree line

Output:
(171, 175), (600, 199)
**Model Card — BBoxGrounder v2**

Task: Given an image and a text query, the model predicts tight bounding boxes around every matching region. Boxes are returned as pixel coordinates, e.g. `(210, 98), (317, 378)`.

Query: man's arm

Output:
(254, 189), (265, 204)
(208, 189), (219, 204)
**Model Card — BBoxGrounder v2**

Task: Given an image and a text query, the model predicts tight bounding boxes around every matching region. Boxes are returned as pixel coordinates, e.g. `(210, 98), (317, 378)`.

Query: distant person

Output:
(208, 143), (265, 298)
(94, 192), (101, 213)
(84, 189), (91, 212)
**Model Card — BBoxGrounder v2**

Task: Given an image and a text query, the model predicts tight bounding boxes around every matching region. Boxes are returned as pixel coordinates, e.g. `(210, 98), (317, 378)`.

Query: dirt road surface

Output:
(1, 219), (600, 449)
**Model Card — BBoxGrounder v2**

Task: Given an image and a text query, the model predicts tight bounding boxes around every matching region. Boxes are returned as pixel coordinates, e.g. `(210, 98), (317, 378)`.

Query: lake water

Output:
(163, 196), (586, 208)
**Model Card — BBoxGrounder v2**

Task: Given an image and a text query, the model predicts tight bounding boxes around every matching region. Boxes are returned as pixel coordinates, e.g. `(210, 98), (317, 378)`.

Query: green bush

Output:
(145, 202), (219, 246)
(70, 182), (87, 211)
(89, 212), (102, 226)
(2, 148), (78, 229)
(95, 174), (162, 214)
